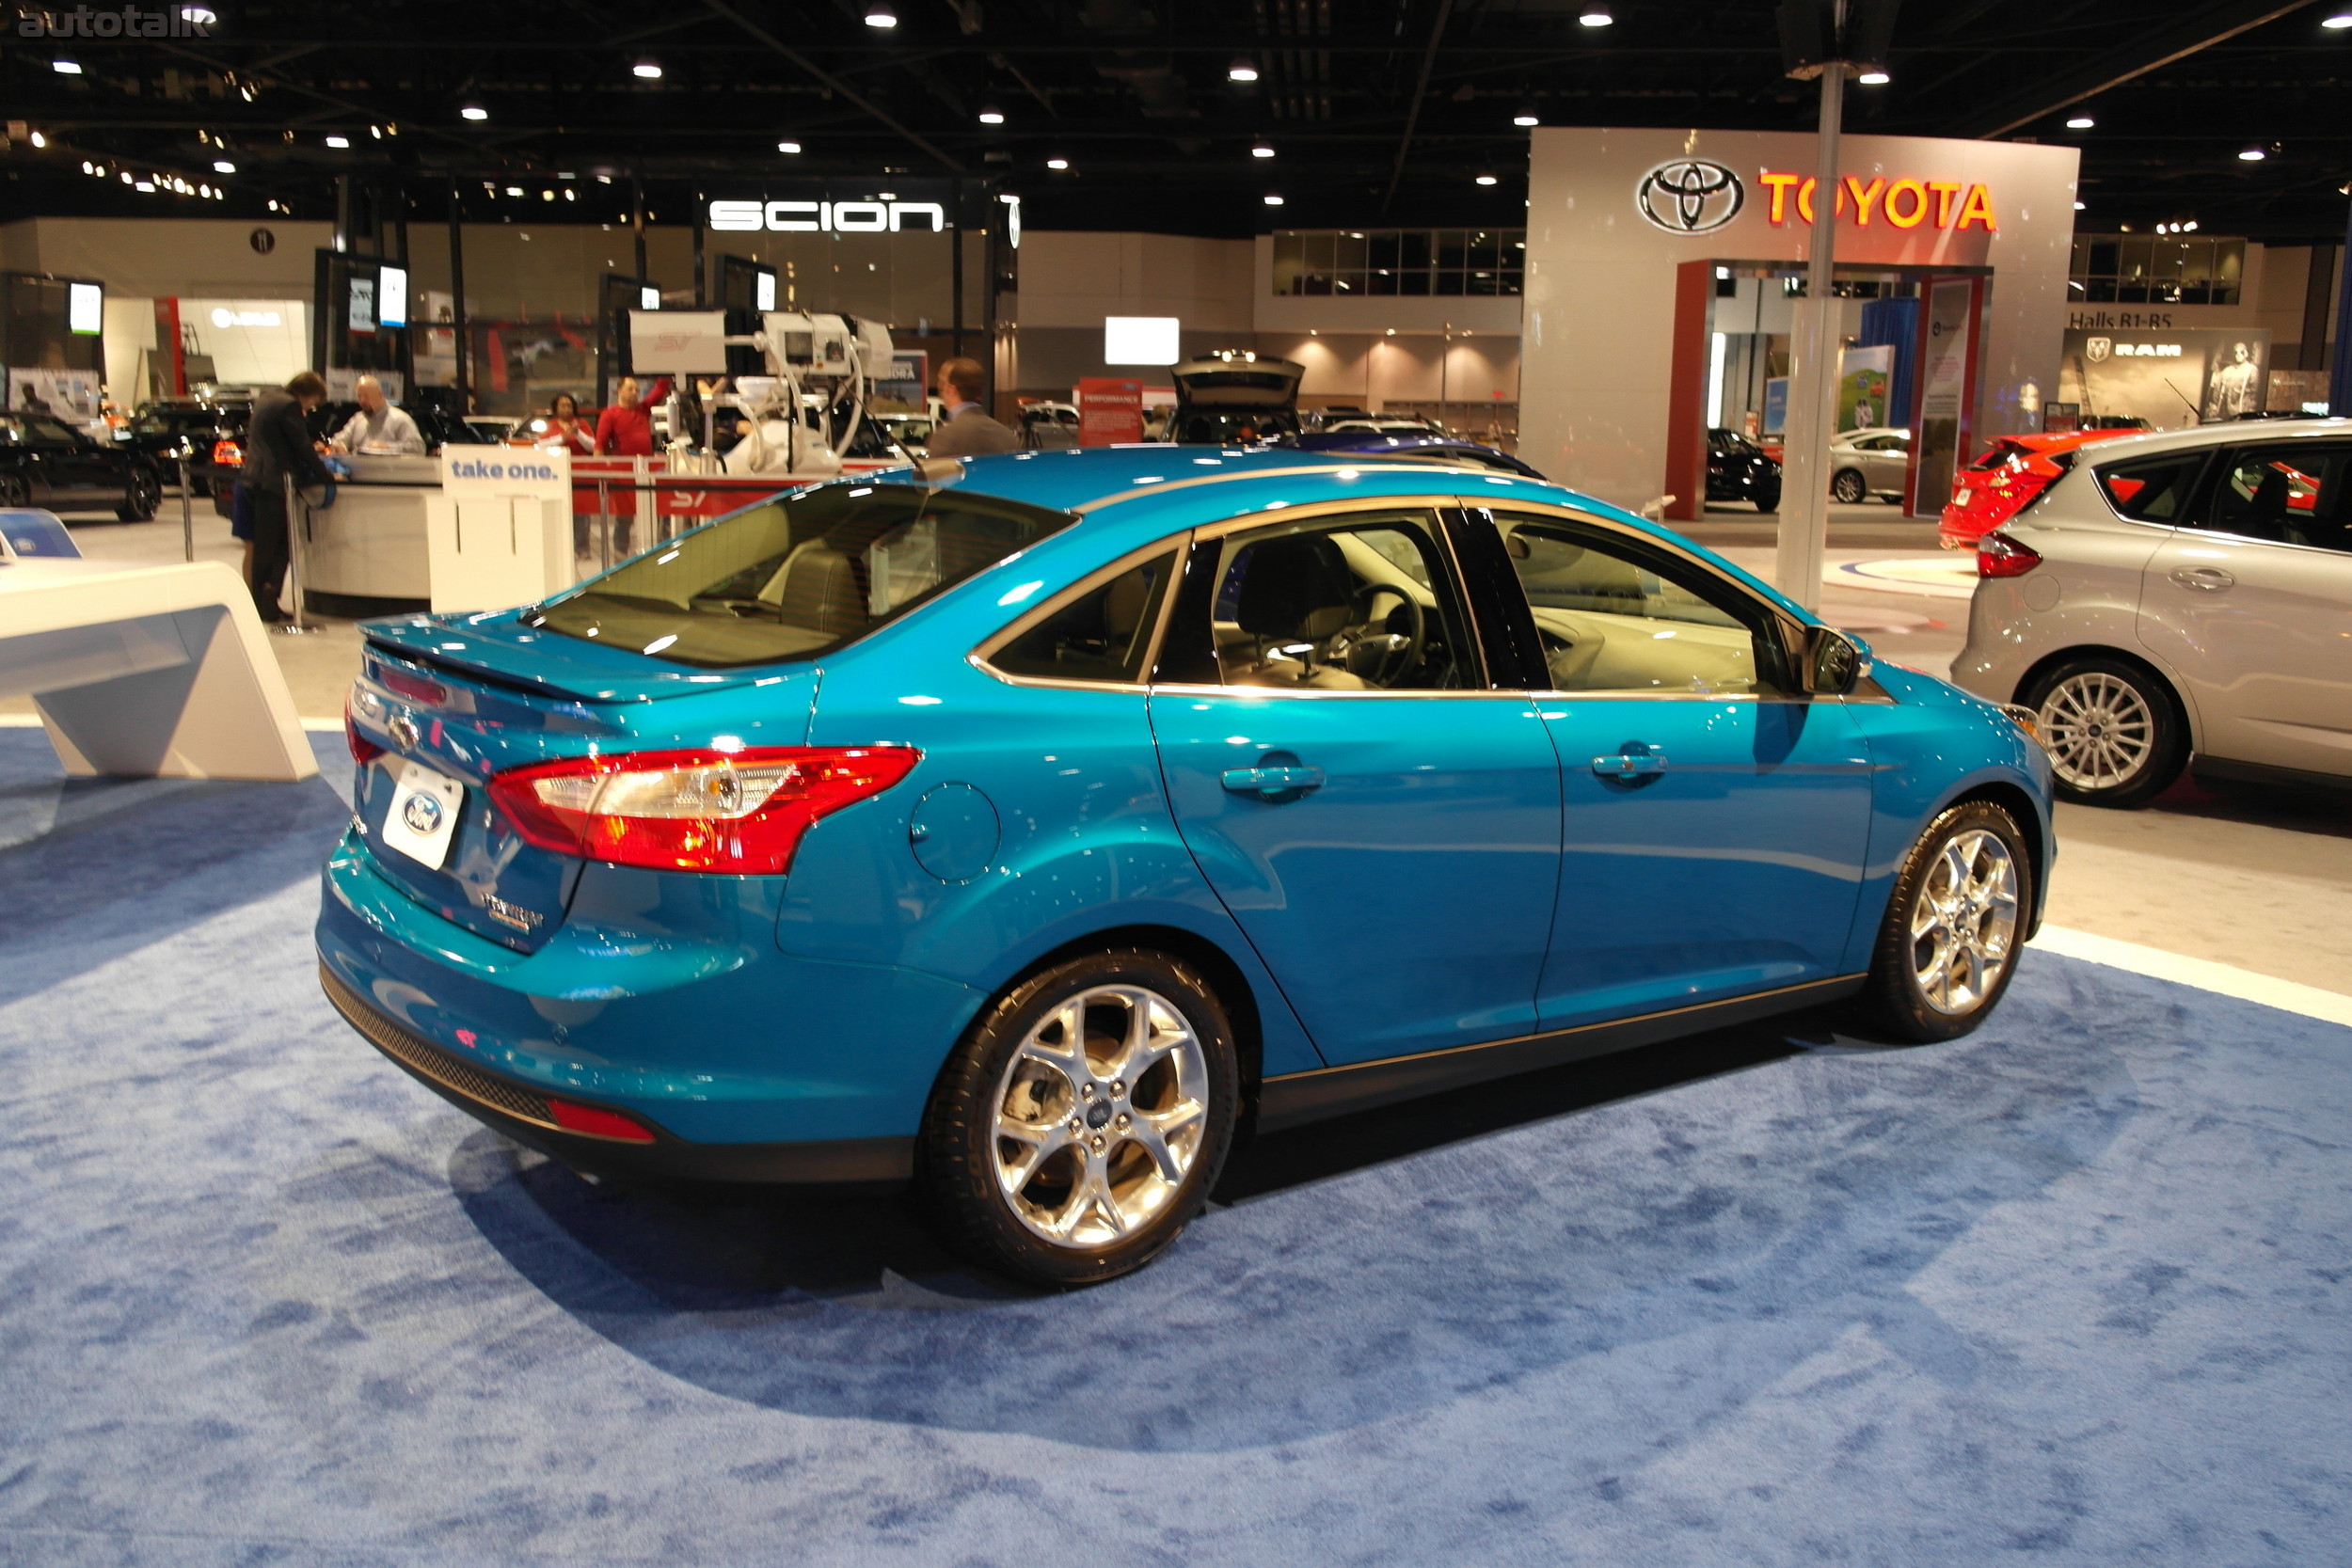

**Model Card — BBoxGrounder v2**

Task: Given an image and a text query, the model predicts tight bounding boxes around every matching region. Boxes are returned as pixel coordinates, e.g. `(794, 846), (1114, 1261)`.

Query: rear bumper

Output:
(321, 960), (914, 1186)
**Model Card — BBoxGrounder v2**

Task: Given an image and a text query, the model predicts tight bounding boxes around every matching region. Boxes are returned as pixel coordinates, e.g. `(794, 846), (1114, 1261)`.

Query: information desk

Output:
(0, 558), (315, 782)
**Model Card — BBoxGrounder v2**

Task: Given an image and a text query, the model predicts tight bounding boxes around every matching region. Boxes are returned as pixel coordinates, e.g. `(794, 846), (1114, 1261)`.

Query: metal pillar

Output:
(177, 454), (194, 562)
(448, 180), (470, 413)
(1773, 43), (1845, 613)
(278, 474), (318, 635)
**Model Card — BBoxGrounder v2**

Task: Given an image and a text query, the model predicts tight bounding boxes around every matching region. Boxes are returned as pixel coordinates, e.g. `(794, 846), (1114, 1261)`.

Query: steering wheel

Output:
(1338, 583), (1426, 686)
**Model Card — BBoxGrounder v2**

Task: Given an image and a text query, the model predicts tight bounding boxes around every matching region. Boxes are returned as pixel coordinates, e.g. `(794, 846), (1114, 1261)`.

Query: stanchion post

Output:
(596, 479), (612, 573)
(177, 454), (195, 563)
(278, 473), (318, 636)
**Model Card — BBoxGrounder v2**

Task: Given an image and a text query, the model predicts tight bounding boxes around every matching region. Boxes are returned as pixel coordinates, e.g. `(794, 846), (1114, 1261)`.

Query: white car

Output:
(1952, 418), (2352, 806)
(1827, 426), (1912, 503)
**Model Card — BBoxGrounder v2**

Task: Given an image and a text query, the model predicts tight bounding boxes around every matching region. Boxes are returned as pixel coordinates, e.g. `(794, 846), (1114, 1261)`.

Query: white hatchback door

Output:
(2136, 436), (2352, 779)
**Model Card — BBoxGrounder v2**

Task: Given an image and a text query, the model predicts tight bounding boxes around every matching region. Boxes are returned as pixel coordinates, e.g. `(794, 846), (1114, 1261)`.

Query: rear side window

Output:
(2096, 451), (2208, 523)
(2198, 441), (2351, 550)
(988, 550), (1177, 685)
(531, 483), (1073, 668)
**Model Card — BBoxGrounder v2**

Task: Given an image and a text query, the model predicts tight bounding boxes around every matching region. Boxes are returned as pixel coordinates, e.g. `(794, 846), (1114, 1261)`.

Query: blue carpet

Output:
(0, 729), (2346, 1565)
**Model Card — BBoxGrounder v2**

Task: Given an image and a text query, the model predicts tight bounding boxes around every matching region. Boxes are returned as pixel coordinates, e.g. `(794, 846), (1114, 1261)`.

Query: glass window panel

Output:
(1493, 516), (1772, 695)
(1399, 231), (1433, 269)
(1435, 271), (1466, 296)
(2089, 239), (2120, 277)
(1306, 232), (1337, 269)
(1334, 232), (1369, 270)
(990, 551), (1177, 684)
(1499, 270), (1524, 295)
(1469, 231), (1501, 267)
(1205, 511), (1480, 691)
(1399, 271), (1431, 296)
(1368, 232), (1400, 269)
(1437, 230), (1468, 268)
(2096, 451), (2208, 523)
(1365, 270), (1399, 296)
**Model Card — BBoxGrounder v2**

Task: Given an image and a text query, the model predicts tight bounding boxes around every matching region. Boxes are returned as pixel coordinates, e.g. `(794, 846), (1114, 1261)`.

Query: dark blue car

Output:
(321, 448), (2052, 1284)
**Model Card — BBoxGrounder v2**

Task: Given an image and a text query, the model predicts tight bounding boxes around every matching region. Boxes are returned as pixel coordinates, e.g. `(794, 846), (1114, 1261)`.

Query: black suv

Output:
(1707, 428), (1782, 513)
(0, 412), (163, 520)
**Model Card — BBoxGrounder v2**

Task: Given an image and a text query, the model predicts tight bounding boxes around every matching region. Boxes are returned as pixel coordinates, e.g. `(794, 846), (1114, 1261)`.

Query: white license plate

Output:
(380, 760), (467, 870)
(1954, 488), (1973, 506)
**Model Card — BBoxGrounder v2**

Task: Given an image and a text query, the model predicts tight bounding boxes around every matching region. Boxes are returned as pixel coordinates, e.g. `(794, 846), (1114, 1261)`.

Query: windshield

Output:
(531, 482), (1073, 668)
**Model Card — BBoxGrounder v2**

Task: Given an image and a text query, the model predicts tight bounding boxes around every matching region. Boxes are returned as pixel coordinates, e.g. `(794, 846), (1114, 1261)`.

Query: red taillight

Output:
(1978, 531), (2043, 578)
(212, 438), (243, 467)
(487, 745), (920, 874)
(546, 1097), (658, 1144)
(345, 699), (384, 766)
(378, 668), (448, 705)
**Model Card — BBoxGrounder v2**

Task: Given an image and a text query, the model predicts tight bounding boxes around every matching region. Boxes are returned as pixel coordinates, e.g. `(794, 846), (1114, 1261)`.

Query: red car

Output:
(1938, 429), (2141, 549)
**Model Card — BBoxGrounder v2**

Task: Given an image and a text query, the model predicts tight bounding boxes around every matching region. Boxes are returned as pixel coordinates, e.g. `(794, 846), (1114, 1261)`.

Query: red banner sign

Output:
(1077, 378), (1145, 447)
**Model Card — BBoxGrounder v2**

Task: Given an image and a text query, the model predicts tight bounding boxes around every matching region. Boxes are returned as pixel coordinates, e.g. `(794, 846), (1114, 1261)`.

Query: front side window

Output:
(531, 483), (1072, 668)
(1190, 509), (1479, 691)
(2195, 441), (2350, 550)
(2097, 451), (2209, 523)
(989, 550), (1178, 685)
(1495, 515), (1784, 695)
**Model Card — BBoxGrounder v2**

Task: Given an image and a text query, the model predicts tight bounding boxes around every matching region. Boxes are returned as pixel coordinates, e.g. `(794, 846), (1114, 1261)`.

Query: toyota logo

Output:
(1635, 159), (1746, 235)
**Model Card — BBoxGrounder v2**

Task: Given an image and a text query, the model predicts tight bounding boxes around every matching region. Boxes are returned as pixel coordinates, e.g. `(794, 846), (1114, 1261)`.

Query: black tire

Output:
(1752, 479), (1781, 514)
(919, 947), (1240, 1287)
(2020, 655), (2186, 808)
(1831, 467), (1867, 504)
(1857, 800), (2034, 1044)
(0, 472), (27, 510)
(117, 467), (161, 522)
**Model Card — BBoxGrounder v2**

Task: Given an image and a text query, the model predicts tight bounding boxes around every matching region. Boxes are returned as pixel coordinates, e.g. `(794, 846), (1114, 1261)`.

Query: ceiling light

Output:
(1251, 141), (1276, 159)
(2072, 199), (2085, 211)
(1514, 112), (1540, 127)
(541, 189), (554, 201)
(53, 57), (82, 74)
(778, 139), (803, 154)
(179, 6), (215, 22)
(2066, 115), (2095, 130)
(325, 135), (350, 149)
(504, 185), (523, 197)
(865, 6), (898, 25)
(214, 159), (234, 173)
(1263, 194), (1284, 206)
(1475, 173), (1499, 186)
(27, 131), (45, 149)
(1046, 156), (1070, 169)
(1579, 3), (1613, 25)
(1857, 70), (1890, 85)
(2324, 10), (2352, 26)
(633, 58), (662, 79)
(2185, 219), (2198, 231)
(135, 180), (155, 192)
(978, 107), (1005, 124)
(2238, 145), (2266, 161)
(1229, 57), (1260, 82)
(461, 105), (488, 121)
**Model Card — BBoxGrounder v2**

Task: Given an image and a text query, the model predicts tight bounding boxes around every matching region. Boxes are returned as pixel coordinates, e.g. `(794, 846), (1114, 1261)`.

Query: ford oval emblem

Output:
(403, 792), (444, 834)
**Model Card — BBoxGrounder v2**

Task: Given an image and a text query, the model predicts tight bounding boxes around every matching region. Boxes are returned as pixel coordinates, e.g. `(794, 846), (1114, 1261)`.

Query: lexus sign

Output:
(707, 198), (947, 234)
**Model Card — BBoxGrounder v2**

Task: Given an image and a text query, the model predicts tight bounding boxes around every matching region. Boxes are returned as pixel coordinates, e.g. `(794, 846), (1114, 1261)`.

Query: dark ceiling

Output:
(4, 0), (2350, 242)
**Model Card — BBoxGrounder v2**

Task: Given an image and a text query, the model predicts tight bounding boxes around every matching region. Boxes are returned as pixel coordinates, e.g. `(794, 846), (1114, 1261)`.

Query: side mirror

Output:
(1803, 626), (1869, 695)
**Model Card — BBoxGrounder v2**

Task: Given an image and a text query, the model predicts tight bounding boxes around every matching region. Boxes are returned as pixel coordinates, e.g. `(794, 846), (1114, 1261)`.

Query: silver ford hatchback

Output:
(1953, 418), (2352, 806)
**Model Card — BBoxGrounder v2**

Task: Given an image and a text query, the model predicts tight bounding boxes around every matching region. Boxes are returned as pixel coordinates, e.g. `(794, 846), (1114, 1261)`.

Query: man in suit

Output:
(244, 371), (332, 623)
(922, 357), (1019, 457)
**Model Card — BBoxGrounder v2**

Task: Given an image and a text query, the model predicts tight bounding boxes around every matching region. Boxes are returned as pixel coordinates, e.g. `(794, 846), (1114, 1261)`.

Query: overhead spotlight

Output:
(632, 58), (663, 79)
(1475, 173), (1499, 185)
(2324, 9), (2352, 26)
(461, 104), (488, 121)
(777, 139), (803, 154)
(1263, 194), (1284, 206)
(214, 159), (234, 173)
(1514, 111), (1540, 127)
(864, 5), (898, 25)
(978, 107), (1005, 124)
(2072, 199), (2086, 211)
(564, 188), (577, 201)
(178, 6), (215, 22)
(1046, 156), (1070, 169)
(53, 57), (82, 74)
(2066, 115), (2095, 130)
(28, 131), (46, 149)
(2238, 144), (2266, 161)
(1229, 57), (1260, 82)
(135, 180), (155, 192)
(2185, 219), (2198, 231)
(541, 189), (554, 201)
(1857, 70), (1890, 85)
(325, 135), (350, 148)
(1579, 3), (1613, 25)
(504, 185), (523, 197)
(1251, 140), (1276, 159)
(369, 124), (382, 139)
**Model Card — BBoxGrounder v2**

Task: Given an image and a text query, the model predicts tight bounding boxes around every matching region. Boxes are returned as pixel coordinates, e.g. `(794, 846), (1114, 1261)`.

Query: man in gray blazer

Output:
(922, 357), (1019, 457)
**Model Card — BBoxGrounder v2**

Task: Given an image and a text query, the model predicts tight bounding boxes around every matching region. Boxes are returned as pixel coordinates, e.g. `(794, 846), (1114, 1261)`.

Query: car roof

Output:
(2046, 416), (2352, 462)
(866, 444), (1812, 622)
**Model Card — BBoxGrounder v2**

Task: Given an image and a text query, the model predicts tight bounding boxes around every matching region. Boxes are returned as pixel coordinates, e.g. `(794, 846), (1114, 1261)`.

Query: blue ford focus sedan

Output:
(321, 448), (2052, 1284)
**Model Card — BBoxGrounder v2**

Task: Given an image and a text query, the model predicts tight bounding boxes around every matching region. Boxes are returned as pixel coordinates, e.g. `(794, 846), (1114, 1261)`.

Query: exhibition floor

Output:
(0, 728), (2346, 1564)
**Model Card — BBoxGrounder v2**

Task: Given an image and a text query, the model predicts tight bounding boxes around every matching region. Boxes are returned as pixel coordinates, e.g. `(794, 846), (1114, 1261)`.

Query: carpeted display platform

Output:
(0, 730), (2345, 1565)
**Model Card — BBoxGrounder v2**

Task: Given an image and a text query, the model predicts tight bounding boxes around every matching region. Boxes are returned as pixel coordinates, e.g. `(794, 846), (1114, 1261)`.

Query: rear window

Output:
(1968, 440), (2028, 472)
(2096, 451), (2208, 523)
(530, 482), (1073, 668)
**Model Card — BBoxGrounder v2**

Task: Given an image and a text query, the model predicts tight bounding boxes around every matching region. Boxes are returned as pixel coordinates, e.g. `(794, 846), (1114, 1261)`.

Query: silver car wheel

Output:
(990, 984), (1211, 1249)
(2038, 671), (2156, 792)
(1908, 828), (2020, 1015)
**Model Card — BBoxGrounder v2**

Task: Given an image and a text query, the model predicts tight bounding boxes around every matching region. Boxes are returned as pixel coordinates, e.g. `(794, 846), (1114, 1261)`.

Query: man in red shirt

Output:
(595, 374), (656, 456)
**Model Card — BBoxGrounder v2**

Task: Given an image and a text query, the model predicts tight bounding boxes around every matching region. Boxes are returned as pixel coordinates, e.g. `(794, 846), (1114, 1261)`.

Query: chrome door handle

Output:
(1591, 749), (1668, 778)
(1221, 764), (1325, 799)
(2170, 566), (2235, 592)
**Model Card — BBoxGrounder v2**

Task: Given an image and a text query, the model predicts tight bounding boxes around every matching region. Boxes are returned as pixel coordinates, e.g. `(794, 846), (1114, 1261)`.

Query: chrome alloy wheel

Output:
(2038, 671), (2156, 791)
(990, 984), (1210, 1247)
(1908, 828), (2020, 1015)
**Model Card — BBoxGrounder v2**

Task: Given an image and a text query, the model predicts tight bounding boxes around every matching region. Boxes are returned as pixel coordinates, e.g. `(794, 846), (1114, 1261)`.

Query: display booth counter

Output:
(297, 451), (899, 619)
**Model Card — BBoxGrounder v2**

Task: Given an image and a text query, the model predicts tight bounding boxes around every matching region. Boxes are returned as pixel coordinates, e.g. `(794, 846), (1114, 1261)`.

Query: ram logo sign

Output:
(708, 199), (948, 234)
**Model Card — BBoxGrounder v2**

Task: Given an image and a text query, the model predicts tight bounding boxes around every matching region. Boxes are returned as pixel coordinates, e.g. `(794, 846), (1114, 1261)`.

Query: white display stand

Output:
(423, 449), (574, 614)
(0, 559), (316, 782)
